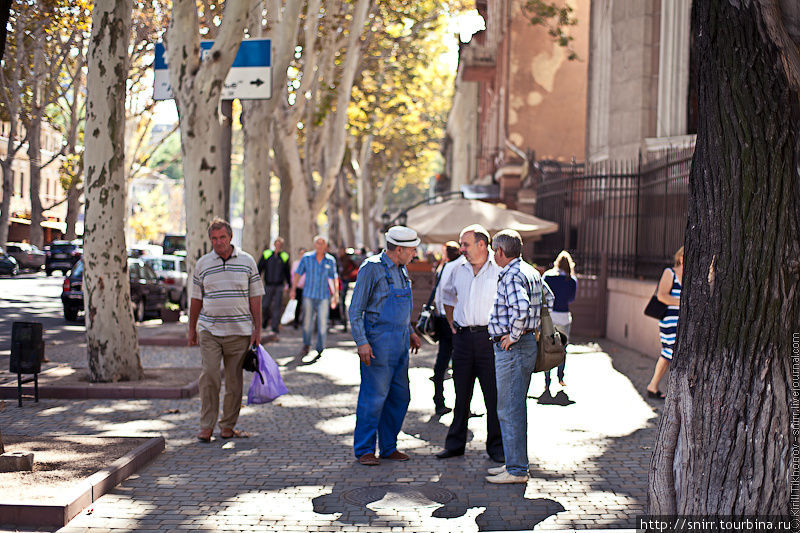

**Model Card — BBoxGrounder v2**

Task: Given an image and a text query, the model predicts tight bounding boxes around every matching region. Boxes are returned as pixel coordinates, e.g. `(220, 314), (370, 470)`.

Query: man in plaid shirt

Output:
(486, 229), (554, 483)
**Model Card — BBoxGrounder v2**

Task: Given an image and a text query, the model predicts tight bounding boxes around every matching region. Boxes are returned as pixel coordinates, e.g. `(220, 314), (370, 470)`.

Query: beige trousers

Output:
(199, 330), (251, 430)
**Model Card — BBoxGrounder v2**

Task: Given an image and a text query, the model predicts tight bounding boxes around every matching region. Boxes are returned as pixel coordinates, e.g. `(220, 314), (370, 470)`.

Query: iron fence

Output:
(531, 147), (693, 279)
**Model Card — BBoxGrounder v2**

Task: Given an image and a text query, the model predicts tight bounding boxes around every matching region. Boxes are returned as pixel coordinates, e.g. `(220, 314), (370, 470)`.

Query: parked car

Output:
(46, 239), (83, 276)
(0, 248), (19, 276)
(5, 242), (46, 270)
(61, 258), (167, 322)
(142, 254), (188, 308)
(162, 234), (186, 256)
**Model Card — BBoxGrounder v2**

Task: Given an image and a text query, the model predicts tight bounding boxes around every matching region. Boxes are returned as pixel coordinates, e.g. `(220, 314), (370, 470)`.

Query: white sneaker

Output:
(487, 465), (506, 475)
(486, 471), (529, 484)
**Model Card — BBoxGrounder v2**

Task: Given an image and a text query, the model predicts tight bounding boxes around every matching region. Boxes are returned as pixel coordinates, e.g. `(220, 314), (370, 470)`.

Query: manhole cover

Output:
(341, 485), (455, 509)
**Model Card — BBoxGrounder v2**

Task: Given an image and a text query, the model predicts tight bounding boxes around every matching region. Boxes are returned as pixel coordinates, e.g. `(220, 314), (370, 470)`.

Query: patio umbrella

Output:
(403, 198), (559, 244)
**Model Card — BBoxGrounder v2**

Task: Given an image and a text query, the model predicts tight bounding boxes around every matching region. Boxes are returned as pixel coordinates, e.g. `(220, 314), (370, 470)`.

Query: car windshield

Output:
(72, 261), (84, 277)
(6, 245), (21, 252)
(51, 244), (75, 252)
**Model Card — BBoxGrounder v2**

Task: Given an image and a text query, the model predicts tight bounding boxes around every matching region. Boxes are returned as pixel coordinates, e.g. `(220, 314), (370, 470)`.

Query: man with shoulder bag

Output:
(486, 229), (554, 483)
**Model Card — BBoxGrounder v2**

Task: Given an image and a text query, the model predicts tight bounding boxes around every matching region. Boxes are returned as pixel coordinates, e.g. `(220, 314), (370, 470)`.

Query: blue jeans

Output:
(493, 332), (537, 477)
(353, 344), (410, 458)
(302, 297), (329, 352)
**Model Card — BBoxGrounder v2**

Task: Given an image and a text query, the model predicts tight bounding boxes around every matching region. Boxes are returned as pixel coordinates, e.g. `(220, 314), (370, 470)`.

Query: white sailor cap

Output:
(385, 226), (421, 247)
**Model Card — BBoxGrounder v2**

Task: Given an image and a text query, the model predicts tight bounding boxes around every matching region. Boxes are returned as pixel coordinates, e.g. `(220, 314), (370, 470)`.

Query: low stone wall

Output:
(606, 277), (662, 359)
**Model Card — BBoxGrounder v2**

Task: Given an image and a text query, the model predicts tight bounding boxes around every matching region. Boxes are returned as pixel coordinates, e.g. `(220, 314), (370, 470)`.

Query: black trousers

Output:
(293, 288), (304, 326)
(444, 329), (503, 456)
(432, 315), (453, 407)
(262, 284), (283, 333)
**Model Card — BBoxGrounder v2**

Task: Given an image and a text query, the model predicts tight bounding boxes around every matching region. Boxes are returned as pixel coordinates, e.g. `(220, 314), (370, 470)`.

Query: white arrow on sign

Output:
(154, 39), (272, 100)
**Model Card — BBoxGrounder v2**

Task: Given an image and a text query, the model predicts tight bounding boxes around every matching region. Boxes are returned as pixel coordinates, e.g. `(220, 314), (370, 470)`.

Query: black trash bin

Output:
(10, 321), (44, 406)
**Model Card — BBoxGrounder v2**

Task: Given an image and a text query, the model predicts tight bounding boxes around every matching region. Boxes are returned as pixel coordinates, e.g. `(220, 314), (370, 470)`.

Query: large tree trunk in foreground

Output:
(649, 0), (800, 516)
(83, 0), (142, 382)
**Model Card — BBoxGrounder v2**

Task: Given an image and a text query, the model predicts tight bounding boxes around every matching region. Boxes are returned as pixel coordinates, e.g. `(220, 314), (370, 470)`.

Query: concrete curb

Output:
(0, 435), (165, 528)
(0, 371), (200, 400)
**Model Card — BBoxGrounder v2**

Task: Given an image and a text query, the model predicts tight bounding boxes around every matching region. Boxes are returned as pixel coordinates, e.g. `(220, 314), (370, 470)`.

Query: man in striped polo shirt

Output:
(188, 218), (264, 442)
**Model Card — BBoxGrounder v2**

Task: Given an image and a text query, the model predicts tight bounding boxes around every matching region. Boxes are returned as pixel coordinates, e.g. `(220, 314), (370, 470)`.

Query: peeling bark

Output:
(274, 0), (373, 250)
(165, 0), (256, 275)
(241, 0), (302, 258)
(241, 103), (272, 258)
(649, 0), (800, 515)
(84, 0), (142, 382)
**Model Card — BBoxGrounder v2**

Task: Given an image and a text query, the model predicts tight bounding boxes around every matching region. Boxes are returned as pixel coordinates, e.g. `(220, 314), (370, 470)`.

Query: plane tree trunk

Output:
(165, 0), (254, 274)
(241, 0), (302, 258)
(83, 0), (142, 382)
(648, 0), (800, 516)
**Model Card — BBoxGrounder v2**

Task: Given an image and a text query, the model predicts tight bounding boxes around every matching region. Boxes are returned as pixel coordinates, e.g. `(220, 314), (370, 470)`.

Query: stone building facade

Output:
(586, 0), (695, 163)
(444, 0), (591, 204)
(0, 121), (68, 243)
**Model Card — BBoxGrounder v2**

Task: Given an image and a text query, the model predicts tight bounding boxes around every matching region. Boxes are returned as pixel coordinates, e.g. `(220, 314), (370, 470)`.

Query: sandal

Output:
(220, 429), (250, 439)
(646, 389), (666, 400)
(197, 428), (213, 442)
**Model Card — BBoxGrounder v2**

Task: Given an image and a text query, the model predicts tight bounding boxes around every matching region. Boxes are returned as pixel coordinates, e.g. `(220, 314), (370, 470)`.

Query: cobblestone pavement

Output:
(0, 322), (665, 532)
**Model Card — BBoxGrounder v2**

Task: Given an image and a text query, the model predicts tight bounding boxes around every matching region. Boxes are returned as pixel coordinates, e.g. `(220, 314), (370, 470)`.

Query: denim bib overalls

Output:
(353, 259), (412, 458)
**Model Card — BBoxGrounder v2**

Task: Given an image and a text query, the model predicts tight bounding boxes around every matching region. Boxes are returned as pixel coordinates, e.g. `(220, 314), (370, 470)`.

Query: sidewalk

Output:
(0, 322), (663, 532)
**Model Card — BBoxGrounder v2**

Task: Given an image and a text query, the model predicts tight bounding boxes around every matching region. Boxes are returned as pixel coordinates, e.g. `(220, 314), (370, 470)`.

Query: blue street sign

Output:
(154, 39), (272, 100)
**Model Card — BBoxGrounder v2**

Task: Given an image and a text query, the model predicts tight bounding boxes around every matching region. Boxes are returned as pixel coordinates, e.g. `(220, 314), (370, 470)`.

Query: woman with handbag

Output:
(646, 246), (683, 399)
(542, 251), (577, 389)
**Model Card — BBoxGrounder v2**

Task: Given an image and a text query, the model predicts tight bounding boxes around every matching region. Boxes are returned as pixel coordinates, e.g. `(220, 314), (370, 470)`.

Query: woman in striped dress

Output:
(646, 246), (683, 399)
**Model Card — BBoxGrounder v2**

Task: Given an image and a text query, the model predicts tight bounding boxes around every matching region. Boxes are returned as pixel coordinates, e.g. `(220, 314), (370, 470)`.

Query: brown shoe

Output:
(197, 428), (213, 442)
(358, 453), (380, 466)
(380, 450), (409, 461)
(220, 428), (250, 439)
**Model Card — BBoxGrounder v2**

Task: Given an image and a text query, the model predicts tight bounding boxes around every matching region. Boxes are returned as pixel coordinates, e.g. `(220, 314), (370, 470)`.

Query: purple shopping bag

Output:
(247, 344), (289, 405)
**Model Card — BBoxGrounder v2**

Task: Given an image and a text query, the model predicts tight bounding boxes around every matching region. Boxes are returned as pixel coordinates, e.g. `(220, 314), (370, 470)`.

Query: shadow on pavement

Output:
(532, 389), (576, 406)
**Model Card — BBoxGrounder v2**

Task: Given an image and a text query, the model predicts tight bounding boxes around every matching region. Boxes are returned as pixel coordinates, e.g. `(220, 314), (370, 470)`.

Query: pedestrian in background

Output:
(338, 248), (360, 332)
(431, 241), (462, 415)
(542, 251), (577, 389)
(291, 236), (339, 358)
(188, 218), (263, 442)
(487, 230), (554, 483)
(257, 237), (291, 339)
(646, 246), (683, 399)
(290, 248), (307, 328)
(435, 224), (504, 464)
(349, 226), (422, 465)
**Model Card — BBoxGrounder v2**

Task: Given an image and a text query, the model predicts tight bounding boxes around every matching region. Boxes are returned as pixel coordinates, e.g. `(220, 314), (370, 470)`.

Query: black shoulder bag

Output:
(643, 269), (670, 320)
(415, 268), (444, 344)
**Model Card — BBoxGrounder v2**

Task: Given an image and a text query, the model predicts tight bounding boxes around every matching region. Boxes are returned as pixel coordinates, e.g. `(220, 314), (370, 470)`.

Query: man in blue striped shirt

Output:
(290, 235), (339, 357)
(486, 229), (553, 483)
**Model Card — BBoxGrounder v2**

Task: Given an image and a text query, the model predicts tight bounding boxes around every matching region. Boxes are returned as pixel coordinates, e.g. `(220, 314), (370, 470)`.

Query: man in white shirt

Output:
(435, 224), (504, 463)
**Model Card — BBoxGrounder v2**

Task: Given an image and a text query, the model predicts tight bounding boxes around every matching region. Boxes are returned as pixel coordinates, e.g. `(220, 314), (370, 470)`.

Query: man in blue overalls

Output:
(349, 226), (422, 466)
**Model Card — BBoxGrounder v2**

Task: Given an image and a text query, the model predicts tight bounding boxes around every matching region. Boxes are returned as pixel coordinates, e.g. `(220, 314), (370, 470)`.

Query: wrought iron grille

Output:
(531, 147), (693, 279)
